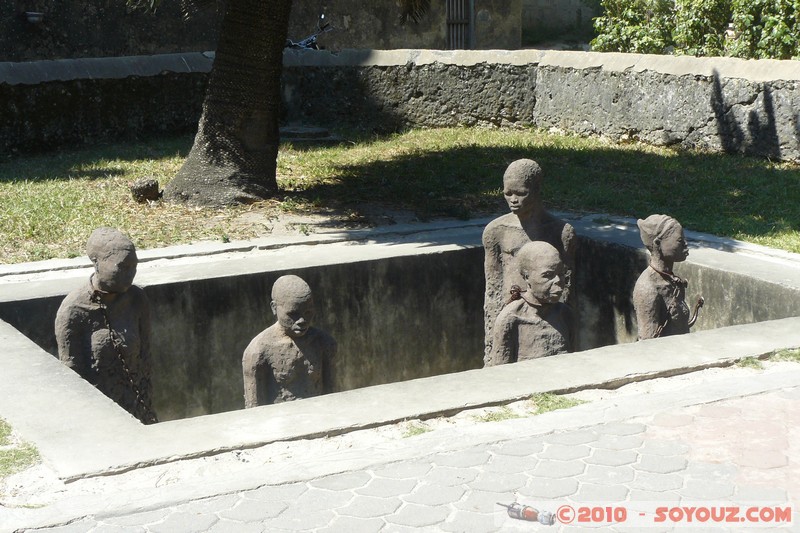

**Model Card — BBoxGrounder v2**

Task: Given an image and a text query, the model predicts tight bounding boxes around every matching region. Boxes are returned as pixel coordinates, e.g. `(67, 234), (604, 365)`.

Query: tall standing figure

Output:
(242, 275), (337, 407)
(482, 159), (576, 364)
(55, 227), (156, 424)
(634, 214), (703, 340)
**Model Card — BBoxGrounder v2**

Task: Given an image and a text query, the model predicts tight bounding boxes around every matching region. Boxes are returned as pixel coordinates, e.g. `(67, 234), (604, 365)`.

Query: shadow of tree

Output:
(711, 69), (782, 159)
(286, 139), (800, 244)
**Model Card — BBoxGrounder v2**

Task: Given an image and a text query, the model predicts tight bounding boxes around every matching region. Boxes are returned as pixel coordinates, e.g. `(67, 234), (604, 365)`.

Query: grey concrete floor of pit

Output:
(3, 363), (799, 532)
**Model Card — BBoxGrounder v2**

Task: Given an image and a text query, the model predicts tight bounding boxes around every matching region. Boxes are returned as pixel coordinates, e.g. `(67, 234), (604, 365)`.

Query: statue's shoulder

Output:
(483, 214), (516, 242)
(56, 283), (91, 319)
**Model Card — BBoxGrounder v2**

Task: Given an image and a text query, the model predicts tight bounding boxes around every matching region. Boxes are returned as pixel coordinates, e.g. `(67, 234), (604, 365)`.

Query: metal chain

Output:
(92, 291), (158, 424)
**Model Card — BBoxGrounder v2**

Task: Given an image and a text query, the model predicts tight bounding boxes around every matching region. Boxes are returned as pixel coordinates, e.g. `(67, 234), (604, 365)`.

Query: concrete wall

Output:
(3, 226), (800, 422)
(3, 50), (800, 162)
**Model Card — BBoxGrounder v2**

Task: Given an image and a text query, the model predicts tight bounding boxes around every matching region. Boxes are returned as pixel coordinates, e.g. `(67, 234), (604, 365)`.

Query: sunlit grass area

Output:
(1, 127), (799, 264)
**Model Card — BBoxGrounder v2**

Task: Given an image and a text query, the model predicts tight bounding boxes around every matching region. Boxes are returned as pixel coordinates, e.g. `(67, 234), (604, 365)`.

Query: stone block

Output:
(357, 477), (419, 498)
(635, 454), (688, 474)
(337, 495), (402, 518)
(384, 503), (450, 527)
(539, 444), (591, 461)
(310, 470), (372, 491)
(218, 499), (288, 522)
(404, 482), (466, 506)
(584, 448), (638, 466)
(531, 459), (586, 479)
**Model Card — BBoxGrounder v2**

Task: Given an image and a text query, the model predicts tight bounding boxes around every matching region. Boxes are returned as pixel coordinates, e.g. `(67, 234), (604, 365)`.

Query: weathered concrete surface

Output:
(1, 311), (800, 484)
(3, 218), (800, 422)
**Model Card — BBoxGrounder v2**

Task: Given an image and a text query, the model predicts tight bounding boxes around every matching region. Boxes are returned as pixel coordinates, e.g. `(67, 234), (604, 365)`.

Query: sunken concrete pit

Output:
(1, 215), (800, 481)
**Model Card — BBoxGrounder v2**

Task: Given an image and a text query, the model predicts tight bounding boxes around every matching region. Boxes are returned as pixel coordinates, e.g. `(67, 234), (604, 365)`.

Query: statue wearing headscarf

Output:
(633, 214), (703, 340)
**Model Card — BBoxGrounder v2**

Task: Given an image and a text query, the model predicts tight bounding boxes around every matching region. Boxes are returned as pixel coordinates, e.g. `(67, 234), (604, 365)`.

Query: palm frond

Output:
(399, 0), (431, 25)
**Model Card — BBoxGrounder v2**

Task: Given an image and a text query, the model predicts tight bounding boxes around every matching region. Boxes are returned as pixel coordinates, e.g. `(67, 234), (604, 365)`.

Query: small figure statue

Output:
(634, 214), (704, 340)
(55, 227), (157, 424)
(487, 241), (574, 366)
(242, 275), (337, 407)
(482, 159), (576, 363)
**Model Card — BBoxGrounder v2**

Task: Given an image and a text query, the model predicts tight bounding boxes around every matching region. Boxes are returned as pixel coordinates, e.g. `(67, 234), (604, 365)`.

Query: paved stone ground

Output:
(25, 369), (800, 533)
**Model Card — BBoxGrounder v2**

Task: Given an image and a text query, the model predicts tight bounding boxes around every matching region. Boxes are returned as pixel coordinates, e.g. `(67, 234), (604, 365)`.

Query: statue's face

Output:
(274, 297), (315, 338)
(523, 251), (564, 305)
(658, 225), (689, 263)
(503, 175), (536, 217)
(93, 248), (137, 293)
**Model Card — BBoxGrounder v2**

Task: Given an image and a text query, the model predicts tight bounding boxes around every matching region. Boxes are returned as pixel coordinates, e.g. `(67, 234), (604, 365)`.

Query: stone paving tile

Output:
(102, 509), (171, 527)
(243, 482), (308, 502)
(683, 461), (738, 481)
(597, 422), (646, 436)
(629, 471), (684, 492)
(175, 493), (240, 515)
(425, 466), (479, 486)
(585, 448), (638, 466)
(483, 453), (539, 474)
(356, 477), (418, 498)
(403, 482), (466, 506)
(579, 464), (635, 485)
(206, 518), (264, 533)
(732, 485), (789, 504)
(335, 495), (402, 518)
(543, 430), (598, 446)
(531, 459), (586, 478)
(635, 454), (688, 474)
(538, 443), (591, 461)
(627, 489), (681, 502)
(638, 438), (689, 456)
(594, 434), (644, 451)
(490, 437), (545, 456)
(147, 511), (218, 533)
(571, 482), (629, 502)
(519, 477), (579, 498)
(315, 515), (384, 533)
(263, 506), (335, 531)
(293, 487), (354, 511)
(383, 503), (450, 527)
(736, 450), (788, 469)
(454, 489), (508, 513)
(439, 510), (502, 533)
(469, 471), (528, 492)
(431, 449), (492, 468)
(681, 479), (736, 500)
(218, 499), (288, 522)
(371, 461), (432, 480)
(310, 470), (372, 491)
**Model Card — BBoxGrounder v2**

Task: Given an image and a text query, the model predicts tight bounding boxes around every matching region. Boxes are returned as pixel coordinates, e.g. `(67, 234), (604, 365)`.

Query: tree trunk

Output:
(164, 0), (293, 206)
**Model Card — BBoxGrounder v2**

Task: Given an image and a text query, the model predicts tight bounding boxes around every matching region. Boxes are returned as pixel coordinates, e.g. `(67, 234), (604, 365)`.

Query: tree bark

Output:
(164, 0), (293, 206)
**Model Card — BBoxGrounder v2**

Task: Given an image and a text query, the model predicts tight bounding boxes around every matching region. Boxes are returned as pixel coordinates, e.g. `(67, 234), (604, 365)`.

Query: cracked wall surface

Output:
(2, 50), (799, 161)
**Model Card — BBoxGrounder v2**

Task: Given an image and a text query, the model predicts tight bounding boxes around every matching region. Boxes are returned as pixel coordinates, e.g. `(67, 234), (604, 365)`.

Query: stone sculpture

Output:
(487, 241), (574, 366)
(634, 214), (704, 340)
(482, 159), (576, 363)
(55, 227), (157, 424)
(242, 275), (337, 407)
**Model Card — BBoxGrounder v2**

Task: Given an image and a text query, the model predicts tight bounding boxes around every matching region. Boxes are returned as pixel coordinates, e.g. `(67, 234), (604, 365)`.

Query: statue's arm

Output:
(55, 300), (88, 377)
(633, 282), (662, 340)
(242, 344), (263, 408)
(487, 311), (516, 366)
(482, 226), (503, 362)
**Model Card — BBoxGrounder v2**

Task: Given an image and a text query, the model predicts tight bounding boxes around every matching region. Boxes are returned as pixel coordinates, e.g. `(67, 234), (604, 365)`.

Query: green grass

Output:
(736, 356), (765, 369)
(528, 393), (587, 414)
(769, 348), (800, 363)
(401, 421), (432, 437)
(0, 418), (11, 446)
(0, 418), (40, 479)
(471, 406), (522, 423)
(2, 127), (799, 263)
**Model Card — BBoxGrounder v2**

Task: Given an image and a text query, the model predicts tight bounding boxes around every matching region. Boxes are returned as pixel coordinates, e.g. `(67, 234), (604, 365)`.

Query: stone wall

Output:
(281, 49), (800, 162)
(3, 49), (800, 162)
